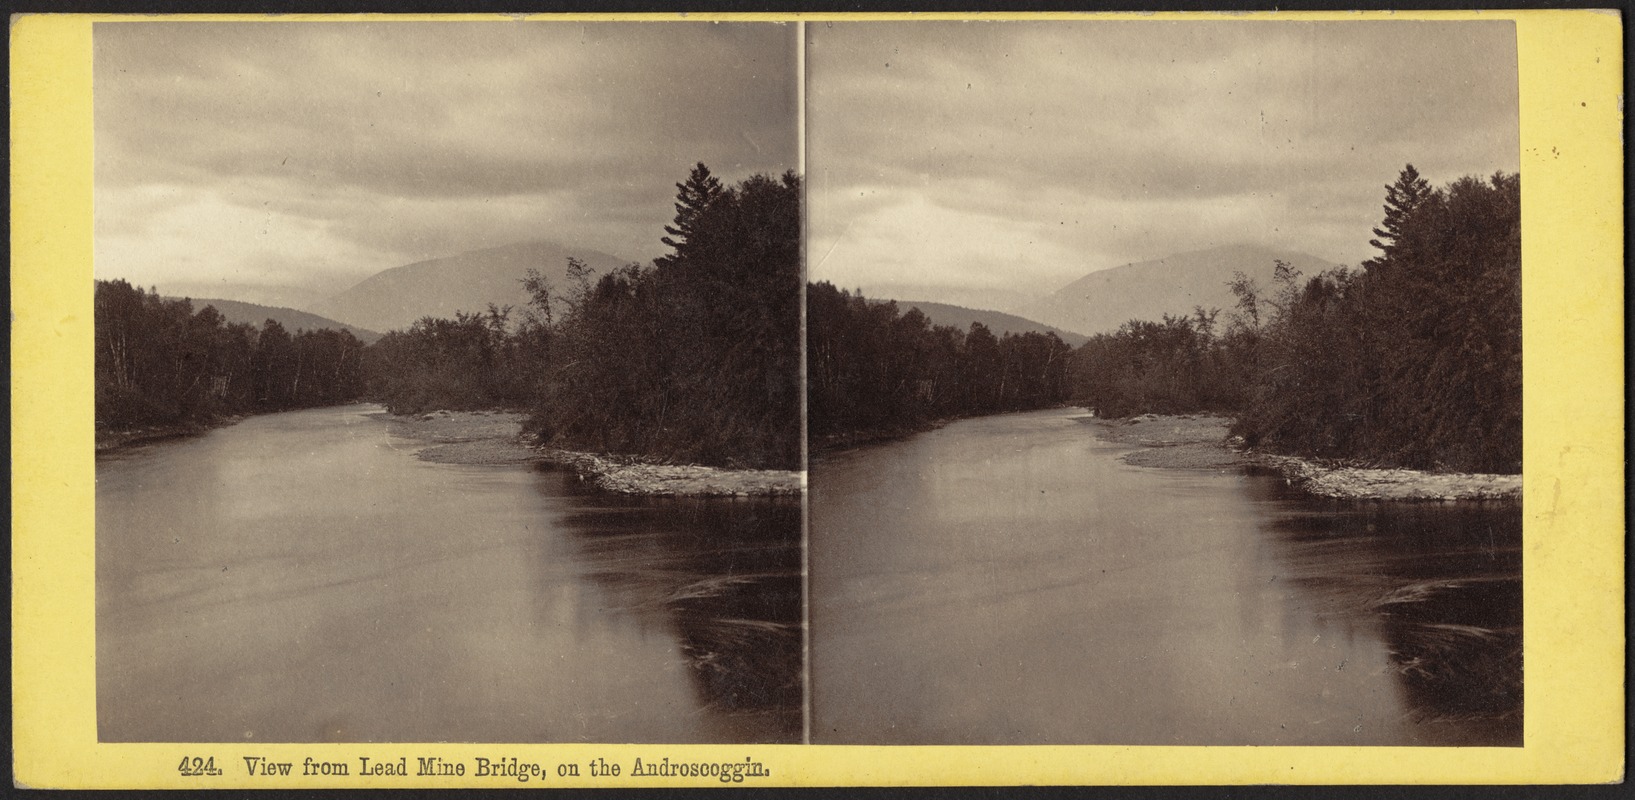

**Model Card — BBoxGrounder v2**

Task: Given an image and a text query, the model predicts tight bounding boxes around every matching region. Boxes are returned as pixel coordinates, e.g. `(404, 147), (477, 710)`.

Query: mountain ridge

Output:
(889, 299), (1089, 347)
(315, 240), (632, 333)
(167, 296), (382, 344)
(1017, 244), (1343, 336)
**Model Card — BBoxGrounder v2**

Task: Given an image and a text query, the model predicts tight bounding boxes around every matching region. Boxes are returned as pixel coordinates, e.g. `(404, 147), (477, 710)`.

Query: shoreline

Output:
(1086, 412), (1522, 502)
(97, 415), (247, 453)
(390, 409), (802, 497)
(809, 419), (948, 459)
(811, 404), (1082, 460)
(535, 448), (803, 497)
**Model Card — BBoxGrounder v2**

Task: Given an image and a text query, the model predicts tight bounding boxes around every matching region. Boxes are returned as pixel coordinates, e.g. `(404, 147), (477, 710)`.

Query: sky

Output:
(807, 20), (1520, 310)
(94, 21), (798, 307)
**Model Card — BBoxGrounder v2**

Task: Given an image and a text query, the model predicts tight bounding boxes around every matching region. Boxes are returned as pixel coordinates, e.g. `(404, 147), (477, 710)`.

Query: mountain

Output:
(1016, 244), (1343, 337)
(890, 299), (1089, 347)
(171, 296), (382, 344)
(856, 283), (1043, 315)
(163, 281), (332, 312)
(315, 240), (631, 333)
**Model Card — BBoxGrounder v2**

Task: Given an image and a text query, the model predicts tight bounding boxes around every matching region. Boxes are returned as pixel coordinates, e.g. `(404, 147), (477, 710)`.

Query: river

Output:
(96, 404), (801, 743)
(810, 408), (1521, 746)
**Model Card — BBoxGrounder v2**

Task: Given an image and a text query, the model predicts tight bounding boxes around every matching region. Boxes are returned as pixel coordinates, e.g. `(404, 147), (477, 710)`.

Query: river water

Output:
(97, 404), (801, 743)
(810, 408), (1521, 746)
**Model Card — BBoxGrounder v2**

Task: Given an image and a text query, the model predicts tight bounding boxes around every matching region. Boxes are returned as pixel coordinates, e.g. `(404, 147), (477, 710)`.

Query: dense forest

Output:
(528, 167), (802, 469)
(807, 282), (1074, 444)
(363, 308), (543, 415)
(364, 164), (802, 471)
(1069, 166), (1521, 474)
(95, 279), (367, 432)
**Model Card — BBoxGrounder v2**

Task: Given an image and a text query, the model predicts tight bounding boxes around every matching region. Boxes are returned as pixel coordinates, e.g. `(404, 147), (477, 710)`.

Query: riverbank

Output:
(812, 404), (1081, 459)
(388, 409), (802, 497)
(96, 415), (246, 453)
(1085, 413), (1522, 502)
(1086, 413), (1245, 469)
(811, 420), (947, 458)
(537, 448), (803, 497)
(381, 408), (542, 465)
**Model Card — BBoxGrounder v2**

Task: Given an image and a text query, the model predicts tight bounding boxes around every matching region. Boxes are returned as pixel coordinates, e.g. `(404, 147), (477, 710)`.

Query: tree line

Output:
(1068, 166), (1521, 474)
(95, 279), (366, 432)
(364, 164), (802, 471)
(363, 307), (544, 415)
(1068, 309), (1249, 419)
(808, 282), (1074, 445)
(99, 162), (1517, 475)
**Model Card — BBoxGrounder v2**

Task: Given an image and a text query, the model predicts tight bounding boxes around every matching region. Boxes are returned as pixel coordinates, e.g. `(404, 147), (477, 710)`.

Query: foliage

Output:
(1366, 163), (1435, 263)
(362, 165), (802, 471)
(1229, 170), (1521, 473)
(1068, 309), (1245, 419)
(808, 282), (1073, 441)
(95, 279), (365, 431)
(525, 169), (803, 469)
(1069, 166), (1520, 474)
(657, 162), (727, 264)
(362, 306), (542, 414)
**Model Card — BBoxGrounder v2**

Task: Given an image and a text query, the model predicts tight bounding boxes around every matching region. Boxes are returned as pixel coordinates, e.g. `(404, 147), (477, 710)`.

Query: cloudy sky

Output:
(95, 21), (797, 307)
(807, 20), (1519, 310)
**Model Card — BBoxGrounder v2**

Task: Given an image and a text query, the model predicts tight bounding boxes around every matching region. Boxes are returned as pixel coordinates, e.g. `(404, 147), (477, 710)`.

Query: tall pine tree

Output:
(657, 162), (726, 266)
(1365, 163), (1433, 268)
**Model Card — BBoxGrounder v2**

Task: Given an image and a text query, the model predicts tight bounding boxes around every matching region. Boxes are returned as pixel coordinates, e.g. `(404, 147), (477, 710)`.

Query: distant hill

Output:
(172, 296), (382, 344)
(163, 281), (330, 313)
(890, 299), (1089, 347)
(1016, 244), (1343, 337)
(315, 240), (631, 333)
(857, 283), (1043, 315)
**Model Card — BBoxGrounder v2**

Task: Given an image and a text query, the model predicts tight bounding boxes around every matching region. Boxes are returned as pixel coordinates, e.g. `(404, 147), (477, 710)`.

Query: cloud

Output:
(95, 183), (386, 293)
(807, 20), (1519, 303)
(95, 19), (1520, 311)
(94, 20), (798, 293)
(812, 187), (1086, 290)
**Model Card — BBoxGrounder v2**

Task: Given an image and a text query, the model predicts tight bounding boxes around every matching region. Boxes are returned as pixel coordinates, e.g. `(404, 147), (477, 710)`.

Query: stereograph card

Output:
(10, 9), (1624, 789)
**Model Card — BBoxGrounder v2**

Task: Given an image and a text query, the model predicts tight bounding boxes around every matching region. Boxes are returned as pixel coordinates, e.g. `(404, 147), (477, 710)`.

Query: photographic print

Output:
(92, 20), (804, 745)
(806, 20), (1524, 746)
(10, 9), (1625, 790)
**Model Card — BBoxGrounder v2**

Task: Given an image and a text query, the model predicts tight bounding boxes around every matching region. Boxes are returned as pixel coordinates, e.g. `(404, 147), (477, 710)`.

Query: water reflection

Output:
(1249, 476), (1522, 745)
(550, 478), (803, 743)
(97, 404), (802, 744)
(810, 408), (1521, 745)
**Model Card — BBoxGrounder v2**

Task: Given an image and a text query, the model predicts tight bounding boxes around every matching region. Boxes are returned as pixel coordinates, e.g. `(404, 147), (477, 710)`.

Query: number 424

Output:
(178, 756), (222, 777)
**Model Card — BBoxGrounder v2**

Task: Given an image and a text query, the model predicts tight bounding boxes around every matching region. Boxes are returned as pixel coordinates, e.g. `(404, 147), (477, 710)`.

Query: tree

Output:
(1365, 164), (1434, 265)
(1230, 169), (1520, 473)
(524, 166), (803, 470)
(252, 319), (295, 408)
(806, 282), (1074, 443)
(658, 162), (726, 265)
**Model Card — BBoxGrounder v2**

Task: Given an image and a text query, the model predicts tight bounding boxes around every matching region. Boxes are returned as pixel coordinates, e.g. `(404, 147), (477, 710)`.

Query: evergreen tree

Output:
(658, 162), (726, 265)
(1366, 163), (1434, 265)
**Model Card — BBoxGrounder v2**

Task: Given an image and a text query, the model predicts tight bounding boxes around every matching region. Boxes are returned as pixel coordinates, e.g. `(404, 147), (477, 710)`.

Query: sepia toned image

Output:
(92, 20), (804, 744)
(806, 20), (1523, 746)
(11, 8), (1626, 790)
